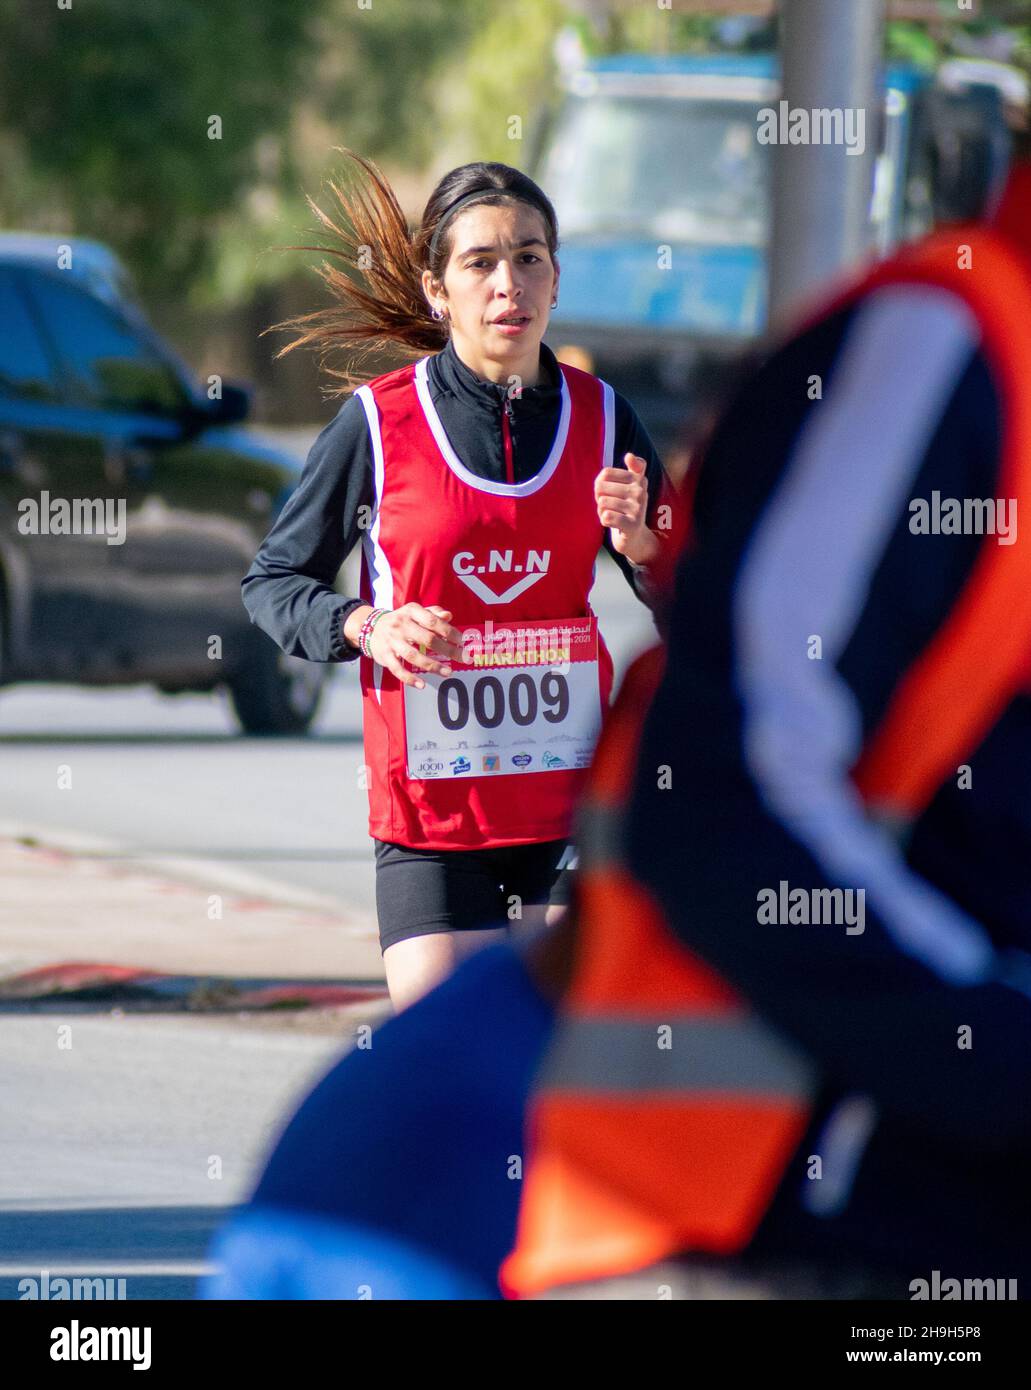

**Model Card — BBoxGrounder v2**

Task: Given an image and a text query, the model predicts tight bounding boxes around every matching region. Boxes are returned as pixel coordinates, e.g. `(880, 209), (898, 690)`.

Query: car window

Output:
(0, 269), (62, 403)
(23, 269), (191, 417)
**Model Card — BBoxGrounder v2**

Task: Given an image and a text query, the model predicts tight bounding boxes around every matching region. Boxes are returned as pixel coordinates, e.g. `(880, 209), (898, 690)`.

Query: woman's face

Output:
(423, 201), (559, 379)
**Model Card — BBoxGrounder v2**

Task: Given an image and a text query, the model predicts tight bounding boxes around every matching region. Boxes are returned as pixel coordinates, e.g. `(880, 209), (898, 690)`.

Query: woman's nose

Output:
(493, 261), (521, 295)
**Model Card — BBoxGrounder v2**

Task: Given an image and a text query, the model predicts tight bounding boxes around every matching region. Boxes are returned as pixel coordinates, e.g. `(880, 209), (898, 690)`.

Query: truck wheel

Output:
(228, 635), (329, 735)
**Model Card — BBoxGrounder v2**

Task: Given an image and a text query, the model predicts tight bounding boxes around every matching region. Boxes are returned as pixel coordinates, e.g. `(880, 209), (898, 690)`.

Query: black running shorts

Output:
(373, 837), (576, 952)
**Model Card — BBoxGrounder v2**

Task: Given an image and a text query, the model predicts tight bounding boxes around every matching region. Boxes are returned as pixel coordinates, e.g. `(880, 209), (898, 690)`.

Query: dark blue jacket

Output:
(625, 178), (1031, 1284)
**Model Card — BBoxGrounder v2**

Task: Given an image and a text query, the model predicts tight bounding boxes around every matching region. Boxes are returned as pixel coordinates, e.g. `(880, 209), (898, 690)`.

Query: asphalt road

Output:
(0, 1011), (343, 1300)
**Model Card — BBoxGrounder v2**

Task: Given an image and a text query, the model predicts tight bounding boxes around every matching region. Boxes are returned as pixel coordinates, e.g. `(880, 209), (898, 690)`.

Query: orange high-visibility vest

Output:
(501, 220), (1031, 1298)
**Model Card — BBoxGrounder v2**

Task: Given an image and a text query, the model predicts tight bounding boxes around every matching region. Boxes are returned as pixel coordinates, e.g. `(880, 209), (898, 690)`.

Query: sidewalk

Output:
(0, 834), (386, 1011)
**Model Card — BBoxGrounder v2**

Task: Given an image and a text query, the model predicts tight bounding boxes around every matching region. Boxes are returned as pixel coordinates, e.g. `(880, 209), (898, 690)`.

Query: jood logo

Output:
(910, 1270), (1018, 1301)
(17, 492), (127, 546)
(757, 880), (865, 935)
(756, 101), (866, 155)
(452, 548), (550, 604)
(20, 1270), (126, 1300)
(50, 1320), (151, 1371)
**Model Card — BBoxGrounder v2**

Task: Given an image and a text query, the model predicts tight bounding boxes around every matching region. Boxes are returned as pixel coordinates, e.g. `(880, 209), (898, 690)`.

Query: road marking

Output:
(0, 818), (365, 919)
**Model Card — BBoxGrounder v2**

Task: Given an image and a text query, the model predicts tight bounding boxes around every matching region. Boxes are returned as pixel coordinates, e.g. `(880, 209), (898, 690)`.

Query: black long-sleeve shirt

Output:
(241, 338), (670, 662)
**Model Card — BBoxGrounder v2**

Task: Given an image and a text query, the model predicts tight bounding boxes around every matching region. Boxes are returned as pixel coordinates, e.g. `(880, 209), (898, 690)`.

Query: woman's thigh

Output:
(373, 839), (512, 952)
(381, 927), (506, 1012)
(498, 839), (574, 932)
(373, 838), (570, 1008)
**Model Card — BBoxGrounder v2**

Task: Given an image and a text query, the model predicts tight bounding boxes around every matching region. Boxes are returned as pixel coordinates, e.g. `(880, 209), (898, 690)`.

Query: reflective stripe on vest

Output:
(850, 229), (1031, 814)
(501, 224), (1031, 1299)
(501, 652), (814, 1297)
(540, 1014), (815, 1097)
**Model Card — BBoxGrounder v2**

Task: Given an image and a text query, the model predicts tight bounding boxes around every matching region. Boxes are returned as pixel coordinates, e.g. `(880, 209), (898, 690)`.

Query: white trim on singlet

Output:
(413, 354), (572, 497)
(590, 377), (617, 597)
(601, 376), (615, 471)
(354, 384), (394, 704)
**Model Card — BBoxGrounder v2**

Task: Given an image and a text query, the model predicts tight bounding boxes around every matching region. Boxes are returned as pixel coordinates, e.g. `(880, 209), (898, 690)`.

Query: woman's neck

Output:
(448, 333), (543, 388)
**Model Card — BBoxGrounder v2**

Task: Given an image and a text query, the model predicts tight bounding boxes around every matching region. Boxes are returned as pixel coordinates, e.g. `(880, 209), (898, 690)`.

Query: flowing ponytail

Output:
(264, 148), (559, 395)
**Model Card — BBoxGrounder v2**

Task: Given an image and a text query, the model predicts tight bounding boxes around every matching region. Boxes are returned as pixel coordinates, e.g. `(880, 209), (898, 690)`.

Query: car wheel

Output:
(227, 633), (329, 735)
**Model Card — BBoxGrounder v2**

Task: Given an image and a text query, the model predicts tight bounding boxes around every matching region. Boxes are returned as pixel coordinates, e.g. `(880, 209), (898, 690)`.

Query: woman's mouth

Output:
(491, 313), (531, 335)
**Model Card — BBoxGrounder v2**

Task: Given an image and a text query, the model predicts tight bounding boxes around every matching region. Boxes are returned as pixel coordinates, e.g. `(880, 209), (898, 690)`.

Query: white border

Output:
(413, 355), (571, 497)
(354, 384), (394, 704)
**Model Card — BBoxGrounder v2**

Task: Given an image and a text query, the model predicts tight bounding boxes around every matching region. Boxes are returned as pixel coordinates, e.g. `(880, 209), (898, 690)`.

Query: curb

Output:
(0, 960), (388, 1011)
(0, 821), (365, 920)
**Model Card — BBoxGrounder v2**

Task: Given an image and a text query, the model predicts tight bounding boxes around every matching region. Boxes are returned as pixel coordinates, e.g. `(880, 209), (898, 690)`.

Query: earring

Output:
(550, 298), (558, 308)
(431, 306), (445, 321)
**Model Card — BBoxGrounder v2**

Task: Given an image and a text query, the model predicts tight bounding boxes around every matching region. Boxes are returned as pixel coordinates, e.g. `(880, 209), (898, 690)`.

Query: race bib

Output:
(404, 616), (602, 781)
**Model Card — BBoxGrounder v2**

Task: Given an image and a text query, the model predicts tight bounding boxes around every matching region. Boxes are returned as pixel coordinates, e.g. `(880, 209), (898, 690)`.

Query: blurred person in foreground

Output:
(204, 89), (1031, 1300)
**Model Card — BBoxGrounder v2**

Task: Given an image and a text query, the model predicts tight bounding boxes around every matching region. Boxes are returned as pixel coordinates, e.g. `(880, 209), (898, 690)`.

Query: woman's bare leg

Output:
(509, 902), (569, 937)
(383, 927), (508, 1012)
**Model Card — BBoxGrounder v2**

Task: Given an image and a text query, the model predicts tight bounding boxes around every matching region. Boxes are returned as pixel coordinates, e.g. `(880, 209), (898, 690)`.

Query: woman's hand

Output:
(362, 603), (466, 690)
(595, 453), (661, 566)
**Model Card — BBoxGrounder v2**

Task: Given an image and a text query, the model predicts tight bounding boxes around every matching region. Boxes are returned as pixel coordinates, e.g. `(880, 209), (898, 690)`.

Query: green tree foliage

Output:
(432, 0), (569, 166)
(885, 22), (943, 69)
(308, 0), (484, 167)
(2, 0), (1028, 310)
(0, 0), (485, 303)
(0, 0), (318, 298)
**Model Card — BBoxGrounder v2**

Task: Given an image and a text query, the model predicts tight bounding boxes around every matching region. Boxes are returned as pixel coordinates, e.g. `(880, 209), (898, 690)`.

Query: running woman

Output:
(242, 153), (674, 1009)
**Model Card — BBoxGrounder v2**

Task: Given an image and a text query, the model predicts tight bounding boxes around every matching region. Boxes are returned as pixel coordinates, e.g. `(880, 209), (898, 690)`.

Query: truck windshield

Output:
(541, 95), (770, 245)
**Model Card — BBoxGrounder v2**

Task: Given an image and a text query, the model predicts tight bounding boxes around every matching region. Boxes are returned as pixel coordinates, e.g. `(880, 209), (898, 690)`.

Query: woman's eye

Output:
(468, 256), (541, 269)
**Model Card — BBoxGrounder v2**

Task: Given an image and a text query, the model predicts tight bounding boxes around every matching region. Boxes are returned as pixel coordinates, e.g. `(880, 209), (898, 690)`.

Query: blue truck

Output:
(535, 52), (1013, 453)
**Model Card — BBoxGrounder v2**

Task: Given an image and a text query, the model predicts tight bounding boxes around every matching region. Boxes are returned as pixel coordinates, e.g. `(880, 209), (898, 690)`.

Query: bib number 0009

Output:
(403, 615), (603, 780)
(436, 670), (569, 732)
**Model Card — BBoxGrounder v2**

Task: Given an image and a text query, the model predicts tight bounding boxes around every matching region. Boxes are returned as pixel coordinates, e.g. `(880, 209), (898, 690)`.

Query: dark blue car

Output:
(0, 233), (329, 733)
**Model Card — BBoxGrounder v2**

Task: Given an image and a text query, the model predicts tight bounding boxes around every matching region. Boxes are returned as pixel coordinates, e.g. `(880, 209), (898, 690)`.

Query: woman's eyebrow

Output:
(458, 238), (548, 257)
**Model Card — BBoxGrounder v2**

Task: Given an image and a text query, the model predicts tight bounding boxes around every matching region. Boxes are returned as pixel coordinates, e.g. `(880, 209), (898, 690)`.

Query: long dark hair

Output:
(264, 149), (560, 394)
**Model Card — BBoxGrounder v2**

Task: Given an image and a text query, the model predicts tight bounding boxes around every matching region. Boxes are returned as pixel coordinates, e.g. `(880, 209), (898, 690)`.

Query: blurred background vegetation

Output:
(1, 0), (1027, 422)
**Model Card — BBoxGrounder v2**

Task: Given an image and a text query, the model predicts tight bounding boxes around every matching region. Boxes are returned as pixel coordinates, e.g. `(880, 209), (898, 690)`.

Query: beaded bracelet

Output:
(357, 607), (389, 658)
